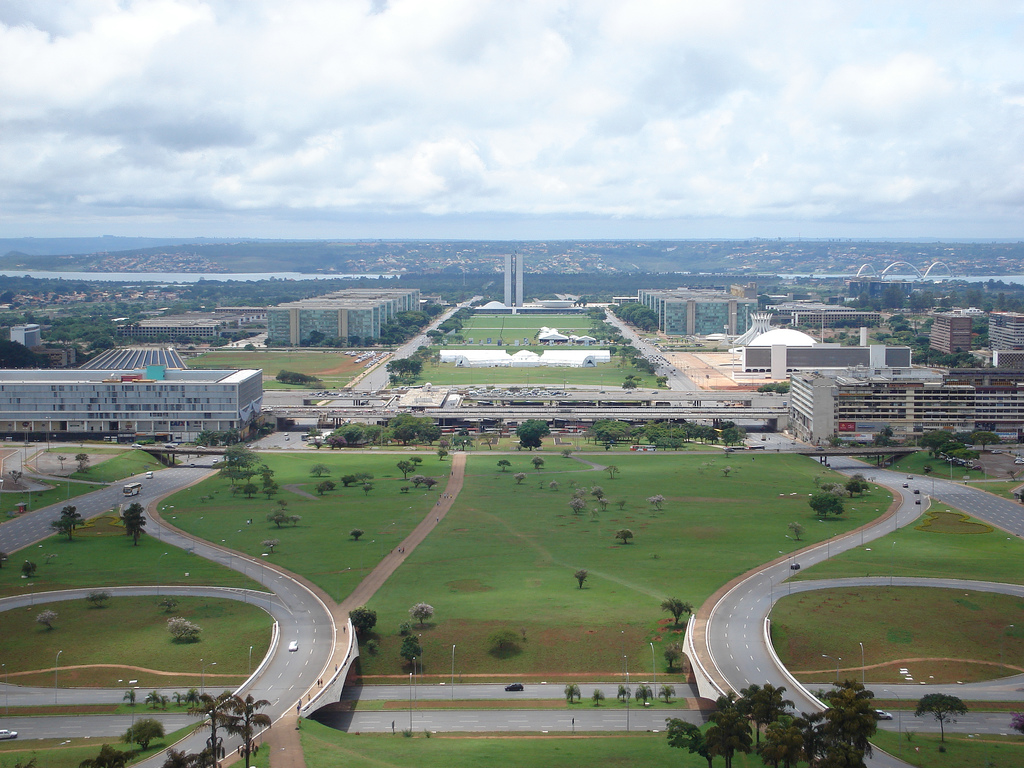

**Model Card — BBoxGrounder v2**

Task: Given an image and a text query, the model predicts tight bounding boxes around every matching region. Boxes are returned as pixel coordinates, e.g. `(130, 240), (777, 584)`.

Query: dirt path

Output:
(282, 483), (319, 500)
(265, 453), (468, 768)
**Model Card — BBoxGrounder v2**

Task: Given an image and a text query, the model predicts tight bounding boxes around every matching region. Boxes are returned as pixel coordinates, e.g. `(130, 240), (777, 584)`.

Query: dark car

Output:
(504, 683), (524, 692)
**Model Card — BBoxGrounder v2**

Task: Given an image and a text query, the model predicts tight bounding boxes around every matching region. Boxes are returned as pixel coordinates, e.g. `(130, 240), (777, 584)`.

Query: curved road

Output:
(700, 456), (1024, 765)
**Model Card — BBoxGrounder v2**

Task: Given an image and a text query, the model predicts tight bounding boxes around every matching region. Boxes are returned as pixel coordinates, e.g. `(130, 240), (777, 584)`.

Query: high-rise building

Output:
(637, 288), (756, 336)
(989, 312), (1024, 350)
(504, 252), (524, 307)
(929, 312), (973, 354)
(9, 323), (41, 347)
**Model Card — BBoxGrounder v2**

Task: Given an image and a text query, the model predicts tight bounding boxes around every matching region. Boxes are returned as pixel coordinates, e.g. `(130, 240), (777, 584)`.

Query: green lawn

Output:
(870, 729), (1024, 768)
(771, 587), (1024, 684)
(355, 453), (889, 680)
(187, 348), (368, 388)
(67, 449), (164, 483)
(0, 725), (197, 768)
(790, 505), (1024, 586)
(300, 721), (716, 768)
(0, 512), (264, 598)
(0, 595), (272, 689)
(886, 451), (984, 480)
(457, 314), (595, 339)
(159, 454), (450, 603)
(0, 479), (97, 518)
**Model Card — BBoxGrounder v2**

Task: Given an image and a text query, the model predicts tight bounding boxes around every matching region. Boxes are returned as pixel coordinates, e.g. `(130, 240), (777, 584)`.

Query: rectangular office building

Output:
(637, 288), (756, 336)
(267, 288), (420, 345)
(0, 367), (263, 442)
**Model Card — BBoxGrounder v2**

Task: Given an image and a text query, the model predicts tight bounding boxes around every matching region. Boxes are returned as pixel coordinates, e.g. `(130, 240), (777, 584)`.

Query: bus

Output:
(122, 482), (142, 496)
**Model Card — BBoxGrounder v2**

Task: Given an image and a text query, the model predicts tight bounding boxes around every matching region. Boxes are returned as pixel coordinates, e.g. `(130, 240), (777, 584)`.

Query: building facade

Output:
(765, 302), (882, 327)
(504, 252), (524, 307)
(789, 367), (1024, 444)
(929, 313), (974, 354)
(9, 324), (41, 347)
(988, 312), (1024, 350)
(266, 288), (421, 345)
(637, 288), (756, 336)
(0, 366), (263, 442)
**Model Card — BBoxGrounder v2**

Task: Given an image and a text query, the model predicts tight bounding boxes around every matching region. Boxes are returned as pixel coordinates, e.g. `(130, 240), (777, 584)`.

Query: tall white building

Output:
(504, 252), (524, 307)
(9, 323), (41, 347)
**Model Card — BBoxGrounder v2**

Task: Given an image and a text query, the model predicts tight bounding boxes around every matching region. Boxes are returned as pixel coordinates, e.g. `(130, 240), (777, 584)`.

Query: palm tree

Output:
(187, 692), (233, 767)
(183, 688), (200, 706)
(634, 684), (653, 706)
(145, 690), (163, 710)
(161, 748), (203, 768)
(78, 744), (135, 768)
(705, 692), (754, 768)
(123, 689), (136, 706)
(224, 694), (272, 768)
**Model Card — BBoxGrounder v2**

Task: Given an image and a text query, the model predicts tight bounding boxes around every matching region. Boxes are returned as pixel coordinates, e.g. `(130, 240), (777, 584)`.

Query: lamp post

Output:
(650, 642), (657, 701)
(859, 642), (865, 686)
(201, 659), (216, 695)
(55, 650), (62, 703)
(624, 655), (630, 732)
(451, 645), (456, 701)
(822, 653), (841, 682)
(885, 689), (902, 743)
(157, 551), (169, 595)
(890, 540), (896, 586)
(3, 662), (7, 716)
(249, 645), (254, 676)
(409, 671), (413, 731)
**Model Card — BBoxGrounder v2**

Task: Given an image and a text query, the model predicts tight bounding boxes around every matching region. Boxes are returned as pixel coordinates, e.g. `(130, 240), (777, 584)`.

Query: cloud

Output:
(1, 0), (1023, 237)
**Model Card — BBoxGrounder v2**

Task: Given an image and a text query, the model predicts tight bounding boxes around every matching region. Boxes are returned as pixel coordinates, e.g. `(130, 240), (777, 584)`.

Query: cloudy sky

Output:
(2, 0), (1023, 239)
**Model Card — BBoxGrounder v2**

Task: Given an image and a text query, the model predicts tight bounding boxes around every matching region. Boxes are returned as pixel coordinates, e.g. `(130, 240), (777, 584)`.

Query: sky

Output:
(2, 0), (1023, 240)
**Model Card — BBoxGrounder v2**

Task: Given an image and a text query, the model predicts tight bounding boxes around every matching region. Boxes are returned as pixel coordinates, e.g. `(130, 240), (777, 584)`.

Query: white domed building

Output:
(736, 316), (911, 379)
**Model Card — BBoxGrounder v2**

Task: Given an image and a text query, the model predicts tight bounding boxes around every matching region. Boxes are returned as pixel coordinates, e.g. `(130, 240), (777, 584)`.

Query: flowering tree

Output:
(410, 602), (434, 626)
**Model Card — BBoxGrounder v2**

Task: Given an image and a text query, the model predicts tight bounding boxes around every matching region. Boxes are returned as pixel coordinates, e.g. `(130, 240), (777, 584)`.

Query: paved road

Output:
(0, 460), (337, 765)
(340, 682), (702, 702)
(320, 706), (705, 733)
(701, 456), (1024, 765)
(602, 310), (699, 391)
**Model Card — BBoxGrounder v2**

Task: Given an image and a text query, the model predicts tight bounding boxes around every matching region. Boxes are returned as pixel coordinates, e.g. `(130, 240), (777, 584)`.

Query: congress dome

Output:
(747, 328), (816, 347)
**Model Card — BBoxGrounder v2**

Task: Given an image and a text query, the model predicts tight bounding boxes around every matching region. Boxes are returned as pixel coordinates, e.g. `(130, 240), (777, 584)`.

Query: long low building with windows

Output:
(267, 288), (421, 345)
(789, 366), (1024, 444)
(0, 365), (263, 442)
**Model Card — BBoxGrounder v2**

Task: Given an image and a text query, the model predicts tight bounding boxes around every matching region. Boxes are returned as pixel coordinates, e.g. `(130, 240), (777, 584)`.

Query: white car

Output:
(288, 640), (299, 652)
(0, 729), (17, 740)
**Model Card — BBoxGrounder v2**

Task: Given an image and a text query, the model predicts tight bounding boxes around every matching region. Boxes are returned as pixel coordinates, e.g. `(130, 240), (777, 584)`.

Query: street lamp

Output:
(249, 645), (254, 676)
(201, 659), (216, 695)
(859, 642), (865, 686)
(624, 655), (630, 732)
(3, 663), (7, 716)
(650, 642), (657, 702)
(451, 645), (456, 701)
(822, 654), (841, 682)
(55, 650), (62, 703)
(885, 689), (902, 742)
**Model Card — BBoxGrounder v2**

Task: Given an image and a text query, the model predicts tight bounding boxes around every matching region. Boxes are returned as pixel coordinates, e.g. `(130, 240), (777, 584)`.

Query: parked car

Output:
(0, 730), (17, 740)
(504, 683), (524, 691)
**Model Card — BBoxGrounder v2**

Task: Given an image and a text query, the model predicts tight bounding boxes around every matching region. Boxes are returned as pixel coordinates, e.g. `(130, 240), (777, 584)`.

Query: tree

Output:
(267, 512), (289, 528)
(123, 689), (136, 706)
(606, 465), (620, 479)
(705, 692), (754, 768)
(615, 528), (634, 544)
(86, 590), (111, 608)
(515, 419), (550, 450)
(591, 688), (606, 706)
(75, 452), (90, 473)
(242, 482), (259, 498)
(661, 597), (693, 626)
(362, 481), (374, 495)
(787, 521), (804, 541)
(758, 720), (804, 768)
(310, 463), (330, 477)
(261, 481), (279, 499)
(167, 616), (202, 642)
(57, 455), (67, 471)
(660, 684), (676, 703)
(349, 528), (364, 541)
(617, 684), (631, 702)
(315, 480), (336, 495)
(349, 606), (377, 635)
(1011, 711), (1024, 735)
(261, 539), (279, 554)
(647, 494), (665, 510)
(488, 629), (522, 655)
(531, 457), (545, 472)
(574, 569), (588, 589)
(822, 680), (877, 757)
(396, 460), (414, 479)
(159, 597), (179, 613)
(844, 475), (868, 497)
(121, 502), (147, 545)
(742, 682), (794, 745)
(145, 690), (167, 710)
(410, 602), (434, 626)
(22, 560), (37, 578)
(51, 504), (84, 541)
(161, 749), (202, 768)
(809, 491), (845, 518)
(497, 459), (511, 472)
(400, 635), (422, 665)
(564, 683), (581, 703)
(568, 497), (587, 515)
(666, 718), (713, 768)
(79, 744), (135, 768)
(969, 430), (1000, 450)
(224, 693), (272, 768)
(915, 693), (967, 742)
(634, 684), (653, 705)
(36, 609), (57, 629)
(590, 485), (605, 501)
(187, 692), (233, 767)
(664, 642), (684, 671)
(513, 472), (527, 484)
